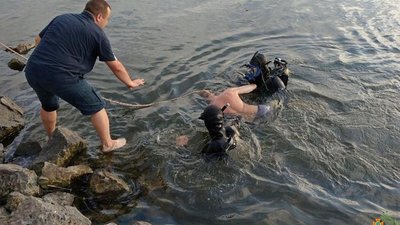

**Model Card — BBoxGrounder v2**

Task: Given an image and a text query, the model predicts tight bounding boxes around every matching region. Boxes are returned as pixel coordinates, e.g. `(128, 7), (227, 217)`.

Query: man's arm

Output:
(105, 60), (144, 89)
(34, 35), (41, 46)
(230, 84), (257, 94)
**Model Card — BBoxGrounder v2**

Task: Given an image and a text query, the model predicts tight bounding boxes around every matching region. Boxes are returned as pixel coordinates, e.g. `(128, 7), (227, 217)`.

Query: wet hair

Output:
(84, 0), (111, 16)
(199, 90), (215, 104)
(198, 90), (211, 98)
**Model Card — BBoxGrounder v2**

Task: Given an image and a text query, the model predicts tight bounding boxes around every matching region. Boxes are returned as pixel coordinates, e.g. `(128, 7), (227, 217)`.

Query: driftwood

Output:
(4, 42), (35, 55)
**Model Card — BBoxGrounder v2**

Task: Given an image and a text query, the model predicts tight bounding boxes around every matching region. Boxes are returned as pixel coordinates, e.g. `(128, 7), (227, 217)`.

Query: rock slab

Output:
(0, 164), (39, 198)
(32, 127), (87, 173)
(0, 96), (24, 146)
(8, 196), (91, 225)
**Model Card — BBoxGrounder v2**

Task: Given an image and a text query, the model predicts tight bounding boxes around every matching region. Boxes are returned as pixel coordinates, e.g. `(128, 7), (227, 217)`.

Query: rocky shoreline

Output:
(0, 96), (153, 225)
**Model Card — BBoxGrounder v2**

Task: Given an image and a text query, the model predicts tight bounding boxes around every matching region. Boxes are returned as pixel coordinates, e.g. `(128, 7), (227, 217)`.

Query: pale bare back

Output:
(200, 84), (259, 120)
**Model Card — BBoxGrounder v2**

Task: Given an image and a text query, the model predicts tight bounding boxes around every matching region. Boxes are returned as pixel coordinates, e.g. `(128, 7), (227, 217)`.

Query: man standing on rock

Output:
(24, 0), (144, 152)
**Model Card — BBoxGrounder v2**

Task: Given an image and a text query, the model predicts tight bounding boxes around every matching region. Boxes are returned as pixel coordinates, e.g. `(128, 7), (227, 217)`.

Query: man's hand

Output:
(105, 60), (145, 89)
(128, 78), (145, 89)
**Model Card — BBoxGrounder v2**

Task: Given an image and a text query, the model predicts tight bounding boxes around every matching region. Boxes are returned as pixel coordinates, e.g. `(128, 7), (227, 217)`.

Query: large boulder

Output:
(81, 170), (140, 224)
(0, 207), (10, 225)
(90, 169), (130, 195)
(42, 191), (75, 206)
(0, 143), (4, 163)
(0, 164), (40, 198)
(133, 222), (153, 225)
(39, 162), (93, 189)
(0, 96), (24, 146)
(9, 141), (42, 168)
(13, 141), (42, 158)
(7, 58), (25, 71)
(7, 196), (91, 225)
(31, 127), (87, 173)
(5, 191), (28, 212)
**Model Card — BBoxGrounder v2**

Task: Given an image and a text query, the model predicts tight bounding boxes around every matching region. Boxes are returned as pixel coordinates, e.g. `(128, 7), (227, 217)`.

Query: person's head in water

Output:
(199, 105), (237, 157)
(198, 90), (215, 103)
(199, 105), (224, 138)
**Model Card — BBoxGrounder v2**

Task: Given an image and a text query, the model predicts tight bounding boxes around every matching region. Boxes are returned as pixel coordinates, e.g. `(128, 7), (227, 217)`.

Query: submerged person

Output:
(175, 84), (281, 158)
(242, 51), (290, 94)
(198, 84), (281, 122)
(24, 0), (144, 153)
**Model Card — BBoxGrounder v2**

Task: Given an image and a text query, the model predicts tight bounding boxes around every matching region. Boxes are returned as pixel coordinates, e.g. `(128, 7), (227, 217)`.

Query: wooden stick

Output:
(0, 41), (29, 61)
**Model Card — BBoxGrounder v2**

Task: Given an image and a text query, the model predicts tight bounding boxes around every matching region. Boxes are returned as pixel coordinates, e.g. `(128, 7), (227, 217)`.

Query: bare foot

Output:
(102, 138), (127, 153)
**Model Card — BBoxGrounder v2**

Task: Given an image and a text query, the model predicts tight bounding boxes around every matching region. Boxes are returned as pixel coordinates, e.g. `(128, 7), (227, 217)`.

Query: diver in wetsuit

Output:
(242, 51), (290, 94)
(198, 104), (239, 158)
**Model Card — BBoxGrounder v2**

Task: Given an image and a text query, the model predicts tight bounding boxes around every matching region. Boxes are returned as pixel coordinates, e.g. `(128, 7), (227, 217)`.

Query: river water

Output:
(1, 0), (399, 224)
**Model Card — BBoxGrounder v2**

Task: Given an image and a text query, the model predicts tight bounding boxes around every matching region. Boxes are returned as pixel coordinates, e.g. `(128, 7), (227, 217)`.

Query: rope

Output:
(0, 41), (29, 61)
(1, 40), (202, 109)
(103, 90), (202, 109)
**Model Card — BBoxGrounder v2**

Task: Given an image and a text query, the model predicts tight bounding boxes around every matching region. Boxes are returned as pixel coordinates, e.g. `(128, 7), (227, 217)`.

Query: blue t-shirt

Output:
(26, 11), (115, 80)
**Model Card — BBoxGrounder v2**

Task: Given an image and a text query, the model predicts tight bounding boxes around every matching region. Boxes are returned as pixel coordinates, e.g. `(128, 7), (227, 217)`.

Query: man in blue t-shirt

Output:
(25, 0), (144, 153)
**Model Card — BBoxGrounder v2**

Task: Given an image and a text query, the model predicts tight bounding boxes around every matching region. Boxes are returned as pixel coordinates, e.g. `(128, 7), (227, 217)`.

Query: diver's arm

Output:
(105, 60), (145, 89)
(232, 84), (257, 94)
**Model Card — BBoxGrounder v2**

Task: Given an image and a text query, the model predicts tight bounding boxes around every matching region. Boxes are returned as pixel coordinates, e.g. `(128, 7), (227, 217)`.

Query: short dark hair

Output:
(199, 90), (211, 98)
(84, 0), (111, 16)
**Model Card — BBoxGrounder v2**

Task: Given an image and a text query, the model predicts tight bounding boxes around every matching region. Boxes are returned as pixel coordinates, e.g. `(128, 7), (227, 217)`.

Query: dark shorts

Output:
(256, 104), (271, 118)
(25, 72), (105, 115)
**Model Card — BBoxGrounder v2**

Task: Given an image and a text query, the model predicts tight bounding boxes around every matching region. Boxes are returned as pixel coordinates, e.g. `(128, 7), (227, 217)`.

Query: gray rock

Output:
(8, 196), (91, 225)
(132, 222), (153, 225)
(0, 164), (40, 198)
(42, 191), (75, 206)
(0, 96), (24, 146)
(13, 141), (42, 157)
(31, 127), (87, 173)
(9, 141), (42, 168)
(7, 58), (25, 71)
(39, 162), (93, 189)
(0, 206), (8, 215)
(90, 169), (130, 195)
(138, 172), (167, 195)
(5, 191), (28, 212)
(0, 207), (10, 225)
(0, 144), (4, 163)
